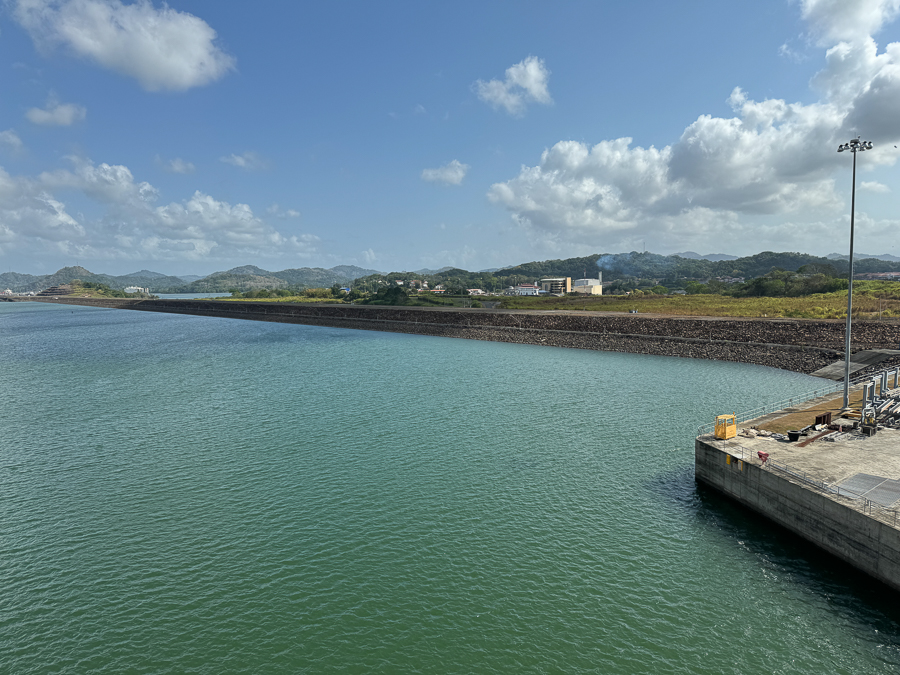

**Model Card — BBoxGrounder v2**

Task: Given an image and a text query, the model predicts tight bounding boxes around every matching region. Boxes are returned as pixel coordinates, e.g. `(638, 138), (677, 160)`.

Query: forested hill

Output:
(0, 264), (383, 293)
(497, 251), (900, 282)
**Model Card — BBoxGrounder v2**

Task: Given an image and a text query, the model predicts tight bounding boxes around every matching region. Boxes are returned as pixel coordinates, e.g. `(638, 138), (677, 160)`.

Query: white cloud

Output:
(414, 104), (426, 115)
(0, 167), (85, 250)
(361, 248), (377, 264)
(860, 180), (890, 192)
(266, 204), (300, 219)
(0, 130), (24, 151)
(421, 159), (470, 185)
(13, 0), (235, 92)
(488, 7), (900, 254)
(26, 100), (86, 126)
(165, 158), (195, 174)
(474, 56), (552, 116)
(801, 0), (900, 45)
(220, 151), (266, 170)
(0, 157), (318, 262)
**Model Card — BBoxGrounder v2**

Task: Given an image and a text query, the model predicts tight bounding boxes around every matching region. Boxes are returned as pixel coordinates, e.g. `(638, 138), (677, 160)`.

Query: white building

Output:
(515, 283), (540, 296)
(572, 277), (603, 295)
(124, 286), (149, 294)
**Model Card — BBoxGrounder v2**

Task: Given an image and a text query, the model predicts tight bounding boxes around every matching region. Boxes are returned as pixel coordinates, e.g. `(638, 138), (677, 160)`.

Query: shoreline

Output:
(16, 296), (900, 376)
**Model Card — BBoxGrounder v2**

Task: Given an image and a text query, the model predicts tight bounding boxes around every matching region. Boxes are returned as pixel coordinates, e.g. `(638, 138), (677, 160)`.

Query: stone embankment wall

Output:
(27, 297), (900, 375)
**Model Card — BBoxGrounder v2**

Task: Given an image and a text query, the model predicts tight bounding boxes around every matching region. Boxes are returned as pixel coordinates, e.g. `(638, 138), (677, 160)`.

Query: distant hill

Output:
(121, 269), (172, 279)
(329, 265), (382, 279)
(0, 263), (379, 294)
(412, 266), (455, 275)
(0, 266), (195, 293)
(494, 251), (900, 283)
(673, 251), (739, 261)
(5, 253), (897, 295)
(156, 264), (383, 293)
(827, 252), (900, 262)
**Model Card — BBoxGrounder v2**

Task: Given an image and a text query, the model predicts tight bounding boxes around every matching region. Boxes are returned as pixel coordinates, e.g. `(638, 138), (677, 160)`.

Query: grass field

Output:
(498, 281), (900, 319)
(206, 281), (900, 320)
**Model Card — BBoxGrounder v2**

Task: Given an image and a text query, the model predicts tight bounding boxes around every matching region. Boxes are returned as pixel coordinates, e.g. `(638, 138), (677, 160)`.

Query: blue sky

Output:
(1, 0), (900, 276)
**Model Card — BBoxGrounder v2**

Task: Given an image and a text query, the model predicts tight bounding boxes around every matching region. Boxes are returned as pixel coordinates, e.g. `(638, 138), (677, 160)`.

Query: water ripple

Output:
(2, 302), (900, 673)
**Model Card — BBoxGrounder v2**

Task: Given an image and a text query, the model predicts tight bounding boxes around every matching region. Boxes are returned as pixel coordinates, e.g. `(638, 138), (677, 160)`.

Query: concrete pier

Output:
(696, 382), (900, 591)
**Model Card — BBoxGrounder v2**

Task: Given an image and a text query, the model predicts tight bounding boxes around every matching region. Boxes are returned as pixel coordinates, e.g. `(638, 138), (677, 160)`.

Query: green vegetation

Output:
(496, 281), (900, 319)
(70, 280), (154, 299)
(152, 250), (900, 319)
(350, 251), (900, 298)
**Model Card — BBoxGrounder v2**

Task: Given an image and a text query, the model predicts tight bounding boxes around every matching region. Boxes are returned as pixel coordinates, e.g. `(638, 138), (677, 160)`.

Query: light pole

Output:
(837, 136), (873, 410)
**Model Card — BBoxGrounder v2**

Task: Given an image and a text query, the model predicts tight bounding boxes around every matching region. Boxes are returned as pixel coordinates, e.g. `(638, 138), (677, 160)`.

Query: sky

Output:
(2, 0), (900, 277)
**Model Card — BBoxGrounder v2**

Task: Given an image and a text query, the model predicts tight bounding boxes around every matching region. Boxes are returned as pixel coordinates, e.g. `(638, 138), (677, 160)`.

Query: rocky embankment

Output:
(25, 297), (900, 375)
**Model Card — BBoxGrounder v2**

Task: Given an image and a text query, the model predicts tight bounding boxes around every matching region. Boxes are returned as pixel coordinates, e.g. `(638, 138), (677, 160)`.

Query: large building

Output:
(572, 277), (603, 295)
(540, 277), (571, 294)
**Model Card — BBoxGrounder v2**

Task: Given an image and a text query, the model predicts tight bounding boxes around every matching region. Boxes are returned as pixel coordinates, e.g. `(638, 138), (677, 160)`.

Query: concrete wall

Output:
(695, 437), (900, 592)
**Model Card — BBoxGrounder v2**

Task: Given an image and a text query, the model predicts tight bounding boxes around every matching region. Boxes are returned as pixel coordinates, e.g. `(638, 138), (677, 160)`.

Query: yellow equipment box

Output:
(715, 414), (737, 440)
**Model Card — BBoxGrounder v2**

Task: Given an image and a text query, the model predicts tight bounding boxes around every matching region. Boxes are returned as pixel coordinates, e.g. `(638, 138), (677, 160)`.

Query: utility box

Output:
(715, 414), (737, 440)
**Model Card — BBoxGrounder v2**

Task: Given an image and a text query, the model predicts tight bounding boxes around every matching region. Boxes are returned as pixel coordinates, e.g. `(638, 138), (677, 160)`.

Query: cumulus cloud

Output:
(220, 151), (266, 170)
(0, 167), (85, 252)
(13, 0), (235, 92)
(801, 0), (900, 45)
(474, 56), (552, 116)
(0, 157), (318, 261)
(421, 159), (470, 185)
(488, 6), (900, 254)
(860, 180), (890, 192)
(26, 100), (86, 126)
(0, 130), (24, 151)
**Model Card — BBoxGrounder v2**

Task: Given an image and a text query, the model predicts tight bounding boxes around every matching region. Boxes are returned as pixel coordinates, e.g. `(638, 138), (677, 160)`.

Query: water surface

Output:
(2, 301), (899, 673)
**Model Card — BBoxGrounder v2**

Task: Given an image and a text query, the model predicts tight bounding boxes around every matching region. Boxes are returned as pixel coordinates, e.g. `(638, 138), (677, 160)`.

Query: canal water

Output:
(3, 301), (900, 673)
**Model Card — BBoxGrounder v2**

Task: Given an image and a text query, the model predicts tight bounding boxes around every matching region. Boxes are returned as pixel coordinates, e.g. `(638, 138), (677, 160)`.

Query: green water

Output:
(3, 302), (900, 673)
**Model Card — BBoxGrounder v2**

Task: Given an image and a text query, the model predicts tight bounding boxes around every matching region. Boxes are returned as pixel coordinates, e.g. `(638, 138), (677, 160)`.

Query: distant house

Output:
(467, 288), (485, 295)
(124, 286), (149, 294)
(515, 283), (540, 296)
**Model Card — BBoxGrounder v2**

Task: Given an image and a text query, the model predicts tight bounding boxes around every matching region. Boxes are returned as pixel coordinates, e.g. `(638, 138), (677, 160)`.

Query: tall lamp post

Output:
(837, 136), (873, 409)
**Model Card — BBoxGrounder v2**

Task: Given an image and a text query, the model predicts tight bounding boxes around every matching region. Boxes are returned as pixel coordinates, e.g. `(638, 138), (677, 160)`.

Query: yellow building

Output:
(540, 277), (571, 294)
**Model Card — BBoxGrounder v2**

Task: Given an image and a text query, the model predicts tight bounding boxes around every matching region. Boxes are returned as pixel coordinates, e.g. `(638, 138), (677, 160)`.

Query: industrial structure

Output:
(696, 367), (900, 591)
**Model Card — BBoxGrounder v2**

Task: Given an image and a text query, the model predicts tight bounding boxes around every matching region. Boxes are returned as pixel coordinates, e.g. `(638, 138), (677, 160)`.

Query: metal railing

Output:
(697, 365), (899, 435)
(718, 441), (900, 528)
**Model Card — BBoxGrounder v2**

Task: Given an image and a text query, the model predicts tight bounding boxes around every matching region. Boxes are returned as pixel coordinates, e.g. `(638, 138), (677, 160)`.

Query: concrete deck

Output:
(696, 375), (900, 591)
(809, 349), (900, 380)
(721, 425), (900, 488)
